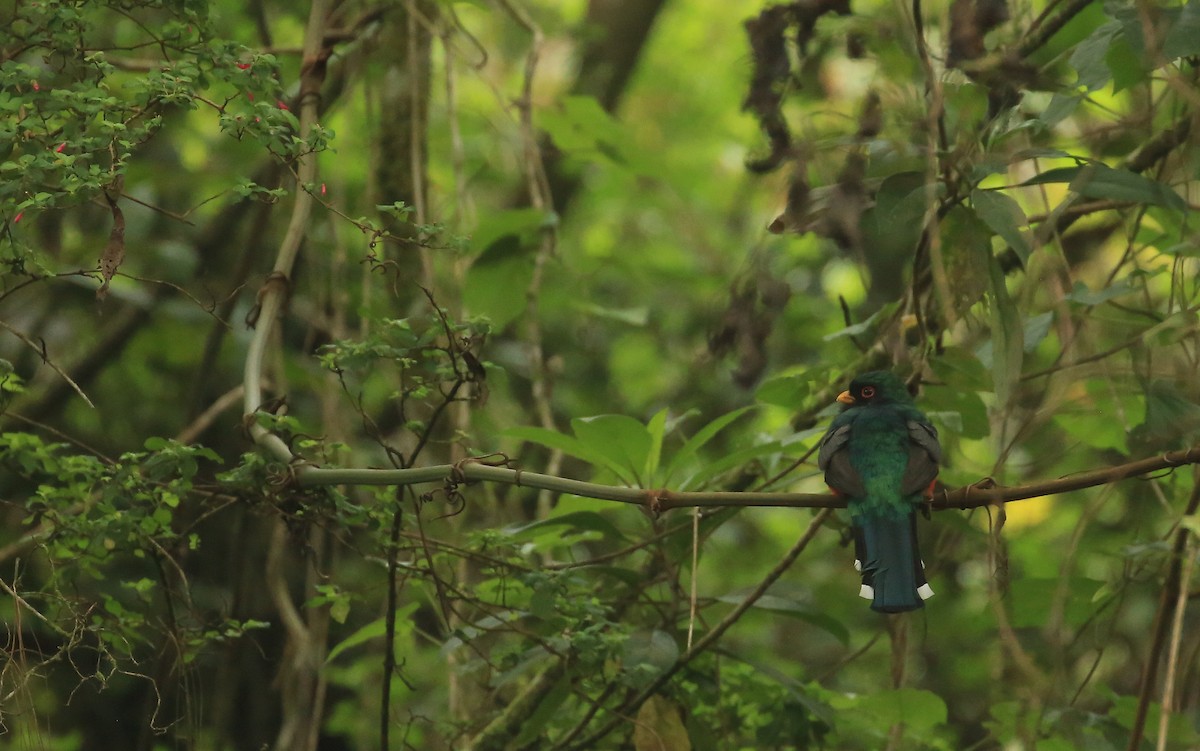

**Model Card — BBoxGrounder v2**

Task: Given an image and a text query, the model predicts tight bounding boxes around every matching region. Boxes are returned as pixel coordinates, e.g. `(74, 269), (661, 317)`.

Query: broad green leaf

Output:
(571, 414), (654, 486)
(863, 171), (927, 238)
(923, 385), (989, 439)
(971, 189), (1032, 265)
(1065, 279), (1135, 305)
(680, 440), (784, 490)
(1106, 33), (1146, 92)
(1069, 163), (1186, 211)
(1129, 380), (1200, 453)
(1069, 20), (1121, 91)
(326, 602), (419, 664)
(756, 374), (812, 409)
(470, 208), (556, 255)
(941, 206), (992, 316)
(1017, 165), (1082, 186)
(464, 237), (533, 330)
(504, 424), (632, 482)
(1038, 93), (1081, 128)
(1023, 312), (1055, 353)
(987, 254), (1023, 410)
(662, 406), (755, 488)
(823, 304), (896, 342)
(929, 348), (990, 391)
(1163, 0), (1200, 59)
(1022, 163), (1185, 211)
(643, 408), (667, 486)
(539, 95), (635, 168)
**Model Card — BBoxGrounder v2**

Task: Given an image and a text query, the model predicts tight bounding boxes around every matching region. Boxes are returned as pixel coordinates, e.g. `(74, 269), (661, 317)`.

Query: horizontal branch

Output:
(294, 443), (1200, 511)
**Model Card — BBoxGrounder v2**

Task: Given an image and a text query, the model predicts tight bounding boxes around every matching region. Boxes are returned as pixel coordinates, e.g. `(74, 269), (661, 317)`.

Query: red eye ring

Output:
(860, 386), (876, 398)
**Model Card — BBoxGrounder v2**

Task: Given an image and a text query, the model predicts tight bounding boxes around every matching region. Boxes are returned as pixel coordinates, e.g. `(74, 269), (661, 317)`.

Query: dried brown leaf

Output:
(96, 194), (126, 302)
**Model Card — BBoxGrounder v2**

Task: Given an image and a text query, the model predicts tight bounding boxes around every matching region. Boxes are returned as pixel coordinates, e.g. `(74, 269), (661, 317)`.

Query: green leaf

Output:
(680, 440), (783, 490)
(756, 374), (812, 409)
(662, 406), (755, 488)
(326, 602), (419, 664)
(570, 414), (654, 486)
(1069, 163), (1185, 211)
(1106, 33), (1146, 92)
(1163, 0), (1200, 59)
(504, 425), (632, 482)
(1069, 20), (1121, 91)
(464, 237), (533, 331)
(971, 189), (1031, 265)
(1022, 163), (1185, 211)
(823, 304), (895, 342)
(539, 95), (633, 167)
(470, 208), (557, 255)
(986, 254), (1023, 410)
(860, 172), (927, 264)
(1023, 312), (1055, 353)
(1065, 279), (1136, 305)
(643, 408), (667, 486)
(1015, 165), (1085, 186)
(923, 385), (989, 439)
(929, 348), (990, 391)
(1038, 93), (1081, 128)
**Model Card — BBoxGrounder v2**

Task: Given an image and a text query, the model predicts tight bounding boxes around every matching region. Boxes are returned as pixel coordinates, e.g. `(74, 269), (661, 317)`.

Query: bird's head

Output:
(836, 370), (914, 407)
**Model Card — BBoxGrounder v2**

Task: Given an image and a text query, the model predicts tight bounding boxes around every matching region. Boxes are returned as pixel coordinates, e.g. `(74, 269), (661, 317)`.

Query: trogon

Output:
(817, 371), (941, 612)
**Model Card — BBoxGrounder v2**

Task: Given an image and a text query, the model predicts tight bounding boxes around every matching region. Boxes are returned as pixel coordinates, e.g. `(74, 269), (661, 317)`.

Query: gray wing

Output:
(900, 420), (941, 496)
(819, 424), (867, 498)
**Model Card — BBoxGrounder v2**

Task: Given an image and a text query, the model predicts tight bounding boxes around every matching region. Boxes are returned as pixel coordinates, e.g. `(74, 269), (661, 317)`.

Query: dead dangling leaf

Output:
(96, 189), (126, 302)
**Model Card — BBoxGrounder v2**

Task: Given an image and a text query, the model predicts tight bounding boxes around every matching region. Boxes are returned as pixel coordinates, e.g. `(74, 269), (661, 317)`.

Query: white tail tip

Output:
(917, 583), (935, 600)
(854, 559), (863, 572)
(859, 584), (875, 600)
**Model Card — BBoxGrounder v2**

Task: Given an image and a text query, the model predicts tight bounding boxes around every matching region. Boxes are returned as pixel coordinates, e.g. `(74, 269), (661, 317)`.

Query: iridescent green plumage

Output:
(818, 371), (940, 612)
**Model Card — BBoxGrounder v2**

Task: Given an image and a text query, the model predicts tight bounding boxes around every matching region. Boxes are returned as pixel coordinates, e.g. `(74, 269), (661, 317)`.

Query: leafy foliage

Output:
(3, 0), (1200, 749)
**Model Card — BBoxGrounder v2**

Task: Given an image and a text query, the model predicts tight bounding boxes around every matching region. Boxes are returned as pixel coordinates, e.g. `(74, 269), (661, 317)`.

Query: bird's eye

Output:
(860, 386), (876, 399)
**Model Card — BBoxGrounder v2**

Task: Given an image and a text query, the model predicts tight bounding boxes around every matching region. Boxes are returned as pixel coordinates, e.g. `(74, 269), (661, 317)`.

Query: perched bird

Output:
(817, 371), (941, 613)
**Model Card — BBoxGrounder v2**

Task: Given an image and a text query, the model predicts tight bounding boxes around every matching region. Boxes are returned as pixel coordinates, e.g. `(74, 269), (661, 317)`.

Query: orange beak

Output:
(836, 390), (855, 405)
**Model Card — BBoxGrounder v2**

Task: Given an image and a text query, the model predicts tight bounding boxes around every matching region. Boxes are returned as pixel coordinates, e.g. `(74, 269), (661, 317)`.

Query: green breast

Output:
(846, 409), (914, 519)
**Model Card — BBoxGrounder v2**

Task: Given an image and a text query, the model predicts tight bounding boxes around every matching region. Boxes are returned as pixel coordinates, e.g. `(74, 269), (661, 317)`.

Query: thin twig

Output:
(1156, 530), (1195, 751)
(1127, 475), (1200, 751)
(559, 509), (831, 750)
(0, 320), (95, 408)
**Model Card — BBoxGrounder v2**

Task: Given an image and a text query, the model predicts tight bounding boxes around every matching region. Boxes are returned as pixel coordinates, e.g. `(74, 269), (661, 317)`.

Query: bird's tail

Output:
(853, 511), (933, 613)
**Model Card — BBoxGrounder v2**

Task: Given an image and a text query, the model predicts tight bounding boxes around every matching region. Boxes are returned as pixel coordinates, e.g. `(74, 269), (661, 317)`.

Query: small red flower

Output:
(236, 62), (251, 70)
(277, 100), (289, 111)
(13, 212), (23, 223)
(32, 81), (40, 91)
(320, 183), (326, 196)
(55, 142), (66, 153)
(247, 91), (255, 101)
